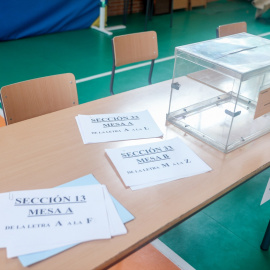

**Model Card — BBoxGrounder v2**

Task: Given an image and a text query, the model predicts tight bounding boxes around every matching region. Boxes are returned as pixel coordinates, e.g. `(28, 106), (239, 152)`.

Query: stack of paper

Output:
(0, 184), (127, 258)
(106, 137), (212, 190)
(75, 110), (163, 143)
(17, 174), (134, 267)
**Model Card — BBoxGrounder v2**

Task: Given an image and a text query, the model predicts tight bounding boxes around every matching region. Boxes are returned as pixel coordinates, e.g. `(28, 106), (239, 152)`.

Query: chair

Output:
(108, 243), (181, 270)
(216, 22), (247, 38)
(0, 73), (78, 125)
(110, 31), (158, 95)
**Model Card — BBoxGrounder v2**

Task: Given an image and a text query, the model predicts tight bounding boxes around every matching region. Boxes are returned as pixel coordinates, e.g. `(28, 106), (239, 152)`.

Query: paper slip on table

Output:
(0, 78), (269, 270)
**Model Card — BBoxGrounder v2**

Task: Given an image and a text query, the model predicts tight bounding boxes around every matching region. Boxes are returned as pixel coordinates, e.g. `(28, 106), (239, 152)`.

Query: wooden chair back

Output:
(112, 31), (158, 67)
(0, 73), (78, 125)
(216, 22), (247, 38)
(110, 31), (158, 95)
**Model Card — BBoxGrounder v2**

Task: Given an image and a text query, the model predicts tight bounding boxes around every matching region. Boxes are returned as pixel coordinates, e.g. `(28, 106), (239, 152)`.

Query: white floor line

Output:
(76, 31), (270, 85)
(156, 55), (175, 62)
(0, 108), (4, 118)
(75, 55), (174, 84)
(151, 239), (196, 270)
(258, 32), (270, 37)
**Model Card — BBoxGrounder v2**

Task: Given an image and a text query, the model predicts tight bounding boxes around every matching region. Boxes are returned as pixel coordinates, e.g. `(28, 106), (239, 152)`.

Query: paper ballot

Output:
(76, 110), (163, 143)
(0, 185), (127, 258)
(261, 177), (270, 205)
(106, 137), (212, 189)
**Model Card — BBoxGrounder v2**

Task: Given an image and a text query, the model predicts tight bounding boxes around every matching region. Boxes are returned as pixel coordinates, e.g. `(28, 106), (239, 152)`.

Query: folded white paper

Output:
(106, 137), (212, 189)
(76, 110), (163, 144)
(17, 174), (134, 267)
(0, 185), (127, 258)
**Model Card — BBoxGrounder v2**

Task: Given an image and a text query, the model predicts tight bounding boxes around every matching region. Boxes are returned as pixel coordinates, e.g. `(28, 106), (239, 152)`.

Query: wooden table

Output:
(0, 79), (269, 270)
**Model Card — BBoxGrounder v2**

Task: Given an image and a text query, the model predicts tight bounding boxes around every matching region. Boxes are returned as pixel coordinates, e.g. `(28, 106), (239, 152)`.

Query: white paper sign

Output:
(106, 137), (212, 189)
(103, 187), (127, 237)
(261, 177), (270, 205)
(76, 110), (163, 143)
(0, 185), (127, 257)
(6, 186), (127, 258)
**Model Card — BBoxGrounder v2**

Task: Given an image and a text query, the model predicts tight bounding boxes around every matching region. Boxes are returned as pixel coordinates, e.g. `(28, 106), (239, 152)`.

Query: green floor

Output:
(1, 0), (270, 102)
(160, 167), (270, 269)
(1, 0), (270, 268)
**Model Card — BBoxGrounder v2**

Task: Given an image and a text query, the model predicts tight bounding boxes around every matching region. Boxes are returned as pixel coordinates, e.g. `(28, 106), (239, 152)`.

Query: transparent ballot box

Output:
(167, 33), (270, 153)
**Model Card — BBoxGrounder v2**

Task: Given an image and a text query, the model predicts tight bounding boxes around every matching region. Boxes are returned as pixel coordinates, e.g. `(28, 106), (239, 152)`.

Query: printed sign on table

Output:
(0, 185), (127, 258)
(106, 137), (212, 190)
(76, 110), (163, 143)
(16, 174), (134, 267)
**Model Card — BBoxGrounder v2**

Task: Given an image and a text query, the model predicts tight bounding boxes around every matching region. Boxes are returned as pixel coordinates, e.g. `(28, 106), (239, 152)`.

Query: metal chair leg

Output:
(145, 0), (151, 31)
(261, 220), (270, 251)
(170, 0), (174, 28)
(216, 27), (219, 38)
(110, 66), (115, 95)
(130, 0), (133, 14)
(123, 0), (129, 25)
(148, 60), (155, 85)
(0, 94), (7, 125)
(110, 39), (116, 95)
(150, 0), (154, 21)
